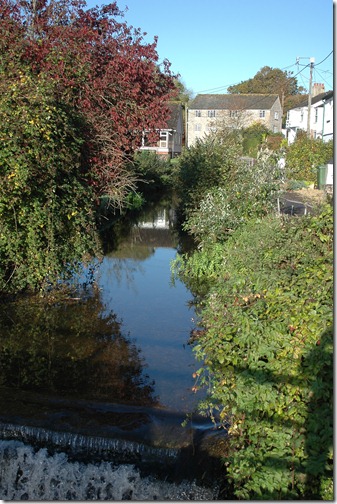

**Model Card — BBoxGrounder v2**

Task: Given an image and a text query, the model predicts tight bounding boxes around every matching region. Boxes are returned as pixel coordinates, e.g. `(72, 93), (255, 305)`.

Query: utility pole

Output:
(307, 57), (315, 137)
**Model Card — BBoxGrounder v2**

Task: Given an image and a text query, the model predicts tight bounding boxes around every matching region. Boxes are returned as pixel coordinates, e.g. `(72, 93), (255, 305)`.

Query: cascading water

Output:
(0, 440), (218, 500)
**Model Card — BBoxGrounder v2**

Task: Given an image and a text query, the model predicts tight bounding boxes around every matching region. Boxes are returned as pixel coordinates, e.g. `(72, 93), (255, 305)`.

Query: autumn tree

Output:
(0, 0), (177, 293)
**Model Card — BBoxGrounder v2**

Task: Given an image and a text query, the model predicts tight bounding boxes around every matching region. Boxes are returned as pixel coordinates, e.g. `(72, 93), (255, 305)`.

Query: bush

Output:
(177, 204), (333, 499)
(285, 132), (333, 182)
(183, 151), (282, 245)
(176, 132), (242, 217)
(132, 150), (176, 193)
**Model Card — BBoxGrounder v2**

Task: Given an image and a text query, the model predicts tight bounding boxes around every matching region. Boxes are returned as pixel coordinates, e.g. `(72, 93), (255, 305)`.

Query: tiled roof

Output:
(189, 94), (280, 110)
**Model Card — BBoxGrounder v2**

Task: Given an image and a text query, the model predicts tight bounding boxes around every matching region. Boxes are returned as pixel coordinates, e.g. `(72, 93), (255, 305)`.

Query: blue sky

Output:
(86, 0), (334, 96)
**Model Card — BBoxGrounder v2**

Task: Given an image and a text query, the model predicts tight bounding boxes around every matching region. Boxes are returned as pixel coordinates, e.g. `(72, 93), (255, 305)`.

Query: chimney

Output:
(312, 83), (325, 97)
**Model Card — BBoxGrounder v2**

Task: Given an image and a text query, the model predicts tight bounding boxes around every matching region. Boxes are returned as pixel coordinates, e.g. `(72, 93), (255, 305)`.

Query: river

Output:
(0, 198), (226, 500)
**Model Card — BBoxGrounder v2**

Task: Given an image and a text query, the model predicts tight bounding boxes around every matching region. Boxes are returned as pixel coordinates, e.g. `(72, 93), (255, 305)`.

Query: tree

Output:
(172, 78), (194, 105)
(1, 0), (177, 202)
(228, 66), (306, 112)
(0, 0), (177, 293)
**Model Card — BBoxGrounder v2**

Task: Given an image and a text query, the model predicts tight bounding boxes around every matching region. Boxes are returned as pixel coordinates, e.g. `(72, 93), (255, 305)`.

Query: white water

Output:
(0, 440), (218, 500)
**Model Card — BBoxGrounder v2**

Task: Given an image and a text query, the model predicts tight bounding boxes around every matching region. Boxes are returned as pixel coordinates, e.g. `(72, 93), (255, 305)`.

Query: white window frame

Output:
(259, 110), (266, 118)
(195, 110), (201, 117)
(159, 131), (168, 148)
(274, 111), (279, 120)
(208, 110), (216, 118)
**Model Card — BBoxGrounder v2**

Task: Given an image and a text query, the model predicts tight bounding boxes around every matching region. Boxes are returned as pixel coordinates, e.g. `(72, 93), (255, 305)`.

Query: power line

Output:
(315, 51), (333, 66)
(193, 51), (333, 96)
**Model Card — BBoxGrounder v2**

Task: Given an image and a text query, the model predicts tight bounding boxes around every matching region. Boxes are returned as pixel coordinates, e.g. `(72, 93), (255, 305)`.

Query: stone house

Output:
(187, 94), (283, 147)
(139, 103), (183, 158)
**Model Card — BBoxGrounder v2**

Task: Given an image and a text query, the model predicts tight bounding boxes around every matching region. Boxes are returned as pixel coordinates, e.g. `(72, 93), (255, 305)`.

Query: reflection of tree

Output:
(0, 294), (158, 406)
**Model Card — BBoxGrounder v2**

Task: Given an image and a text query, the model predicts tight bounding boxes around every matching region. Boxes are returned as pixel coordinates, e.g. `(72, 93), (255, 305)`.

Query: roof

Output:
(165, 103), (182, 130)
(189, 94), (280, 110)
(295, 90), (333, 109)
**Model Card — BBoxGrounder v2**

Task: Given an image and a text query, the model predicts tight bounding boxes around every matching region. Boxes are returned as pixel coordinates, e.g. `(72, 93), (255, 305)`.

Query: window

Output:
(230, 110), (238, 118)
(314, 108), (318, 123)
(300, 110), (304, 122)
(208, 110), (216, 118)
(274, 111), (279, 120)
(194, 124), (201, 132)
(259, 110), (266, 118)
(195, 110), (201, 117)
(159, 131), (168, 148)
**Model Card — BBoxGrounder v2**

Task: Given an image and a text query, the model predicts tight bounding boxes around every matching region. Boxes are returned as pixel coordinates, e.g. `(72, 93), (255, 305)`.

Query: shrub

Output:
(178, 204), (333, 499)
(176, 132), (242, 217)
(285, 132), (333, 182)
(183, 151), (282, 245)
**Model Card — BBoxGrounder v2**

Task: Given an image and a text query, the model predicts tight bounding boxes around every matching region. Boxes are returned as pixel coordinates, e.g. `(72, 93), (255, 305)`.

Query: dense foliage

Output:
(175, 130), (282, 231)
(241, 122), (284, 158)
(285, 131), (333, 182)
(174, 120), (333, 499)
(0, 71), (99, 292)
(176, 131), (243, 217)
(0, 0), (176, 293)
(177, 205), (333, 499)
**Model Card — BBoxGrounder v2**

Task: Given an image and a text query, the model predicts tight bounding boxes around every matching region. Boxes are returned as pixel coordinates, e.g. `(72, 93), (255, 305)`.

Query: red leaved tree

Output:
(1, 0), (177, 206)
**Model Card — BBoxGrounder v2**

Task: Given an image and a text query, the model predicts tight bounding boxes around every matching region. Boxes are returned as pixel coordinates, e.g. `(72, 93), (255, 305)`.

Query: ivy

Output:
(0, 71), (100, 293)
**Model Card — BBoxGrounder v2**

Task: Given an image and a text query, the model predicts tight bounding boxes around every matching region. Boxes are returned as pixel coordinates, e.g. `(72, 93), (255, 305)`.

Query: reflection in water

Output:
(0, 295), (157, 406)
(95, 202), (201, 412)
(0, 200), (200, 412)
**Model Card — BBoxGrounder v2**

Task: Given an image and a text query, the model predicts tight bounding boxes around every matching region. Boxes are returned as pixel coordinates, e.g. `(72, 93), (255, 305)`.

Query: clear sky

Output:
(85, 0), (334, 96)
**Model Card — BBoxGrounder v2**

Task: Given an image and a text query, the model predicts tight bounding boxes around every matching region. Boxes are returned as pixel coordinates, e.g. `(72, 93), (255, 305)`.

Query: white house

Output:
(286, 85), (333, 144)
(320, 91), (333, 142)
(139, 103), (183, 158)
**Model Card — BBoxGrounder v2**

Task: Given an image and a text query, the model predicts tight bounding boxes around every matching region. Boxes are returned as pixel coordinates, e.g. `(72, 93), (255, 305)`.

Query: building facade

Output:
(286, 86), (333, 144)
(187, 94), (283, 147)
